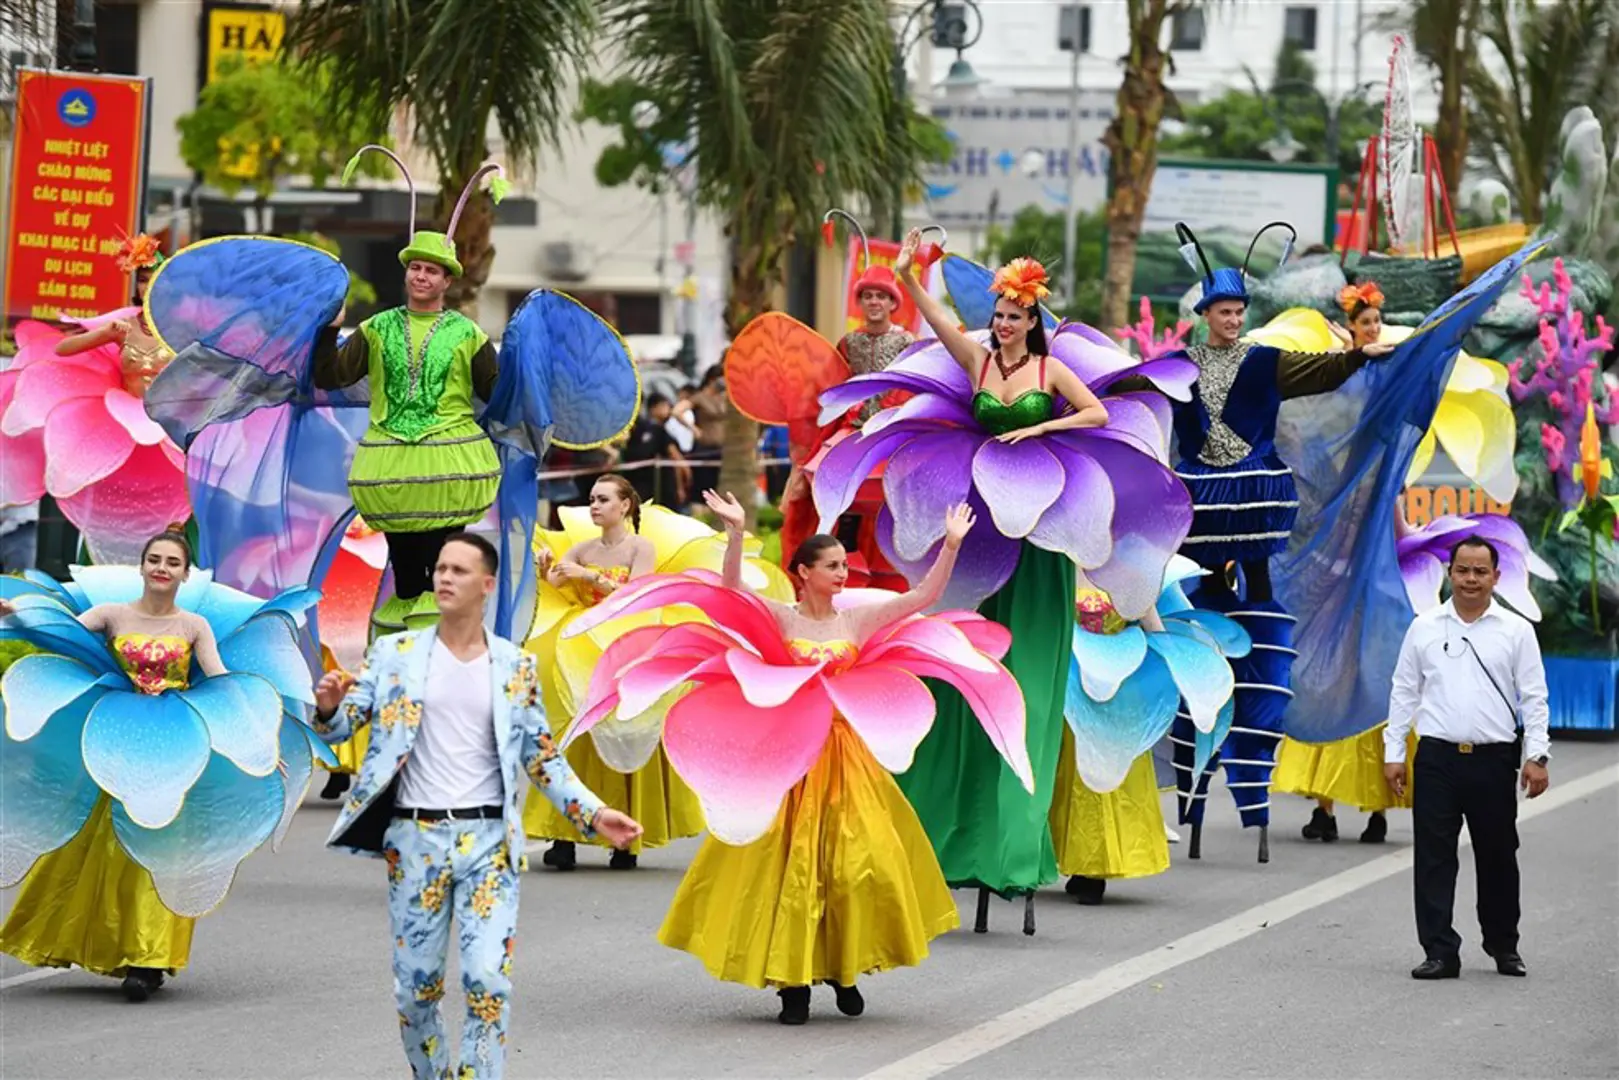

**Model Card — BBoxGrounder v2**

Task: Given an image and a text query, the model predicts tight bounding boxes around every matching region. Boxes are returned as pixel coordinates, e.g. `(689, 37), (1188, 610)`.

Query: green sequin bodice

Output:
(363, 308), (486, 442)
(972, 389), (1054, 436)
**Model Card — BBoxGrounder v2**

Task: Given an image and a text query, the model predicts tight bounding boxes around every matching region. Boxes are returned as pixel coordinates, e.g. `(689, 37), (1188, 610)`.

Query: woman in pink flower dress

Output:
(0, 234), (189, 565)
(562, 490), (1031, 1025)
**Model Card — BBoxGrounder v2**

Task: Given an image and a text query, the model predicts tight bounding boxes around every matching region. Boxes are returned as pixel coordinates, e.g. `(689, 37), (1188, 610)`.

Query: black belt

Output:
(1418, 737), (1517, 757)
(393, 805), (503, 821)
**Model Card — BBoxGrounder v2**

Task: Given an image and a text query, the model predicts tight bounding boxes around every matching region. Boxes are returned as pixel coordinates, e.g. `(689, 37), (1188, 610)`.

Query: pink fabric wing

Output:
(662, 679), (834, 845)
(822, 665), (936, 773)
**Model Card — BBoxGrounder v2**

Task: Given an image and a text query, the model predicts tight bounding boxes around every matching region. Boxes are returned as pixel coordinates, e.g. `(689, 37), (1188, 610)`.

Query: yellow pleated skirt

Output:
(524, 736), (706, 854)
(1272, 724), (1417, 811)
(327, 723), (371, 775)
(658, 718), (959, 989)
(1049, 736), (1170, 881)
(0, 795), (195, 978)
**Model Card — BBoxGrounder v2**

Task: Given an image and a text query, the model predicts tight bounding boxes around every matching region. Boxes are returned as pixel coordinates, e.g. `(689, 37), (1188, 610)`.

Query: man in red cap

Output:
(836, 263), (914, 417)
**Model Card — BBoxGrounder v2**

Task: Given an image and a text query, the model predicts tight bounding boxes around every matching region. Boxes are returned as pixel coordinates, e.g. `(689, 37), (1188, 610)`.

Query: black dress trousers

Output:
(1411, 736), (1521, 962)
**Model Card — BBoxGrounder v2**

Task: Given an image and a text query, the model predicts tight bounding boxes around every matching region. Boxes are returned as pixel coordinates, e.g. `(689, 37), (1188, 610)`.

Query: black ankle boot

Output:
(1359, 811), (1387, 844)
(121, 967), (163, 1003)
(1302, 807), (1338, 842)
(1064, 875), (1106, 905)
(609, 848), (638, 870)
(827, 981), (864, 1017)
(320, 772), (351, 800)
(777, 986), (810, 1025)
(542, 841), (576, 871)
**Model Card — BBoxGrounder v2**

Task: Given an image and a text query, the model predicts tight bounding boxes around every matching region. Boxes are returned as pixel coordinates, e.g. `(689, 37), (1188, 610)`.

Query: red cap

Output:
(852, 264), (902, 307)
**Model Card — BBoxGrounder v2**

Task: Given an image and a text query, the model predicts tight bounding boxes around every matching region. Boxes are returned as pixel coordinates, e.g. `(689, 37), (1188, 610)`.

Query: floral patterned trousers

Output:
(385, 817), (520, 1080)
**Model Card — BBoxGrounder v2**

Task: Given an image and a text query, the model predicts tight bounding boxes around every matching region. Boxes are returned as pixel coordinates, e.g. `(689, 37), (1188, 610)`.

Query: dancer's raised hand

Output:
(703, 489), (745, 533)
(315, 669), (355, 716)
(895, 228), (922, 277)
(942, 503), (976, 549)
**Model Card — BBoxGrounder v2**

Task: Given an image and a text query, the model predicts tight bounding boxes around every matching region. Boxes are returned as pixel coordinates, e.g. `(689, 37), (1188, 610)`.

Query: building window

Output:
(1168, 8), (1204, 51)
(1284, 6), (1318, 51)
(1058, 5), (1091, 53)
(556, 292), (664, 336)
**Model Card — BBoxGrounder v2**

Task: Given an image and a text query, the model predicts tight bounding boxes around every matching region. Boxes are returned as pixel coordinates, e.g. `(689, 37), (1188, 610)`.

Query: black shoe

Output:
(1411, 957), (1460, 980)
(541, 841), (576, 871)
(777, 986), (810, 1025)
(827, 981), (864, 1017)
(320, 772), (351, 800)
(1064, 875), (1106, 905)
(609, 848), (638, 870)
(1302, 808), (1338, 842)
(1359, 811), (1387, 844)
(121, 967), (163, 1002)
(1490, 951), (1527, 977)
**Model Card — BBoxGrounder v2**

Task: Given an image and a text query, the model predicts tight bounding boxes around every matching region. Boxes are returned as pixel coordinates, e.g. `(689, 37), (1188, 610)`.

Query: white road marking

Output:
(863, 764), (1619, 1080)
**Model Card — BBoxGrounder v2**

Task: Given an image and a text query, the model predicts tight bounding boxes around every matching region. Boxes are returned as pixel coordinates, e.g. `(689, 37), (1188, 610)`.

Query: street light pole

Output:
(1059, 23), (1082, 306)
(890, 0), (983, 240)
(69, 0), (98, 70)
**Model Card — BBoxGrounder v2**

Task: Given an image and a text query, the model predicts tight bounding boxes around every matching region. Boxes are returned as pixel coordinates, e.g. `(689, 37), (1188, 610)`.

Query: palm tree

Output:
(1099, 0), (1215, 331)
(283, 0), (597, 316)
(1466, 0), (1619, 224)
(588, 0), (939, 526)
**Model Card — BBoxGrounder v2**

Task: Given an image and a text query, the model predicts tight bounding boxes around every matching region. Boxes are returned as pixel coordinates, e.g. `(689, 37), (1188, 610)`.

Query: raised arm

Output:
(848, 504), (973, 638)
(1276, 342), (1393, 400)
(55, 320), (128, 357)
(894, 229), (989, 379)
(311, 323), (370, 391)
(703, 489), (747, 591)
(471, 339), (499, 402)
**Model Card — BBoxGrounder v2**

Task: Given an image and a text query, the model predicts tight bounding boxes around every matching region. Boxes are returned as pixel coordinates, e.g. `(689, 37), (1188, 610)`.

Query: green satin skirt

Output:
(897, 542), (1075, 896)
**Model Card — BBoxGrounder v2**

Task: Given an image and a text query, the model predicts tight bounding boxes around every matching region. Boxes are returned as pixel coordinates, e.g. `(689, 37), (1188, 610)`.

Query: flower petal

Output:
(1147, 630), (1237, 731)
(176, 673), (285, 777)
(82, 690), (212, 829)
(0, 690), (103, 887)
(110, 753), (282, 917)
(1025, 441), (1115, 568)
(1049, 322), (1136, 386)
(972, 438), (1063, 539)
(102, 389), (169, 445)
(1094, 356), (1198, 401)
(218, 613), (316, 706)
(56, 444), (192, 565)
(566, 575), (788, 664)
(724, 648), (825, 708)
(1069, 625), (1148, 702)
(875, 498), (1021, 612)
(812, 423), (931, 529)
(899, 655), (1033, 792)
(0, 424), (46, 506)
(1, 355), (116, 436)
(272, 714), (315, 851)
(1081, 439), (1193, 620)
(43, 397), (136, 497)
(1166, 609), (1252, 658)
(0, 603), (124, 677)
(1066, 647), (1181, 793)
(1, 654), (116, 741)
(1399, 550), (1447, 613)
(663, 678), (833, 845)
(883, 428), (979, 561)
(859, 390), (976, 437)
(823, 666), (936, 772)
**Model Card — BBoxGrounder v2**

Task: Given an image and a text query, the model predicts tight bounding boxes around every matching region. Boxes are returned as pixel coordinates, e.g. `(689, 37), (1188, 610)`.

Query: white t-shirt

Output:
(396, 641), (503, 809)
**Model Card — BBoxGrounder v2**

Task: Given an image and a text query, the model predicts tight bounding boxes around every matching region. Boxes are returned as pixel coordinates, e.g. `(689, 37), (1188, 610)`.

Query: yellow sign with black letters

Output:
(203, 3), (285, 86)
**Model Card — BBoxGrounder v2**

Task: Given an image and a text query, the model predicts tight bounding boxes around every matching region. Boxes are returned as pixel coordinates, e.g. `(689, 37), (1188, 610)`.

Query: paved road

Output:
(4, 739), (1616, 1080)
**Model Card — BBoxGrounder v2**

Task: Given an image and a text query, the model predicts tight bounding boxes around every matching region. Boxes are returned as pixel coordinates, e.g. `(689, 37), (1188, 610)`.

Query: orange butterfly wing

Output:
(725, 312), (849, 430)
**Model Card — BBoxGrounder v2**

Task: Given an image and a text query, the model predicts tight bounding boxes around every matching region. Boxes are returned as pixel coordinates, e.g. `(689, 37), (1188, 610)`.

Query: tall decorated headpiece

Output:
(342, 144), (510, 279)
(1177, 220), (1298, 315)
(1338, 281), (1386, 315)
(114, 231), (165, 274)
(824, 208), (900, 306)
(988, 257), (1051, 309)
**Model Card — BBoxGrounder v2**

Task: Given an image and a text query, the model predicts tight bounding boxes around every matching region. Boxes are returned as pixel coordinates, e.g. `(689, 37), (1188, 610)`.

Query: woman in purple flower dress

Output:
(810, 231), (1196, 931)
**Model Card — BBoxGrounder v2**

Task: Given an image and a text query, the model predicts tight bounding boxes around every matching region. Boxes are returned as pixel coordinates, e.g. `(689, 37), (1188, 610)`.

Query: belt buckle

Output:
(1458, 742), (1473, 754)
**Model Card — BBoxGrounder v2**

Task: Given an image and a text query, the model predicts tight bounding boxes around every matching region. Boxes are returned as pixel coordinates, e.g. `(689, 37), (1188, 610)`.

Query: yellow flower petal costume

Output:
(521, 504), (796, 853)
(1248, 308), (1518, 502)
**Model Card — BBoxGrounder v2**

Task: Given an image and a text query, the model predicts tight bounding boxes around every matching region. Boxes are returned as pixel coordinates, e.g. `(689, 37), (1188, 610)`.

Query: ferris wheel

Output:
(1380, 34), (1420, 249)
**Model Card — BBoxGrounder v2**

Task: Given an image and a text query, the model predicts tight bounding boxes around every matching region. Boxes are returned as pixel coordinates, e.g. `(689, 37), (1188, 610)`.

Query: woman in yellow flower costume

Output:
(1256, 284), (1519, 842)
(522, 475), (794, 868)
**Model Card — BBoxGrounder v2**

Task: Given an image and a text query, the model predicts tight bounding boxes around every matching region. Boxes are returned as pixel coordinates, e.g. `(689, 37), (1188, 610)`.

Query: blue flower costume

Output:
(0, 567), (329, 980)
(1051, 557), (1250, 894)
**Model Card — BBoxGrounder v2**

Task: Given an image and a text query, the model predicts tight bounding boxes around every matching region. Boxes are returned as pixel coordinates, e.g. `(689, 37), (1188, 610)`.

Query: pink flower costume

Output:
(562, 538), (1029, 1007)
(0, 236), (189, 564)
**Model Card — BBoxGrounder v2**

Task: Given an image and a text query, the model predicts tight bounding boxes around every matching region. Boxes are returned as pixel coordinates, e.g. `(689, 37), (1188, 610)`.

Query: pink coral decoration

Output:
(560, 570), (1031, 844)
(1508, 258), (1618, 507)
(1113, 295), (1192, 360)
(0, 320), (190, 564)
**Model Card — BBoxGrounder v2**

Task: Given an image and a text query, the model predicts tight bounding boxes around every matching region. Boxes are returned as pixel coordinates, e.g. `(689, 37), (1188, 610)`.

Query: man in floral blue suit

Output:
(314, 531), (642, 1080)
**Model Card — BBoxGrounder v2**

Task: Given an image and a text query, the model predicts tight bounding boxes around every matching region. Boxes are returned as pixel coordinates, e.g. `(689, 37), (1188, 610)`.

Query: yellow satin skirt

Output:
(0, 795), (195, 978)
(524, 737), (705, 854)
(1049, 737), (1170, 881)
(658, 718), (959, 989)
(1273, 724), (1417, 811)
(328, 723), (370, 775)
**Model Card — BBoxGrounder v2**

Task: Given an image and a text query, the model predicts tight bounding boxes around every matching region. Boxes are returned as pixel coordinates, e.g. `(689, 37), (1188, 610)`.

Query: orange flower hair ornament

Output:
(989, 257), (1051, 308)
(1337, 282), (1385, 314)
(114, 232), (164, 274)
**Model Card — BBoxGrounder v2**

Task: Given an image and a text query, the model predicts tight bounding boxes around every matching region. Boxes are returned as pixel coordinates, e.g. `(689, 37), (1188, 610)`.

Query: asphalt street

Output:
(3, 738), (1616, 1080)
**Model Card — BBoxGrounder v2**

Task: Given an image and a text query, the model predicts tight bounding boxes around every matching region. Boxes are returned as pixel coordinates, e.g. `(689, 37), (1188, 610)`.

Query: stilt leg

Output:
(974, 888), (990, 934)
(1189, 820), (1203, 860)
(1022, 893), (1035, 936)
(1258, 824), (1270, 864)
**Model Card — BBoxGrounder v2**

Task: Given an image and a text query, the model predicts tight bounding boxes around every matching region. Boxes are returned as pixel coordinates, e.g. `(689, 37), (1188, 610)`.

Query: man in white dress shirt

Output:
(1385, 536), (1550, 981)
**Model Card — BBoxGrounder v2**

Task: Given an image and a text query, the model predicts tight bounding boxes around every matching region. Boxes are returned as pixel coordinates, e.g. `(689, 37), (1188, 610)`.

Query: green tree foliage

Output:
(176, 54), (390, 199)
(285, 231), (379, 309)
(979, 206), (1108, 325)
(1159, 42), (1379, 181)
(580, 0), (949, 527)
(284, 0), (599, 314)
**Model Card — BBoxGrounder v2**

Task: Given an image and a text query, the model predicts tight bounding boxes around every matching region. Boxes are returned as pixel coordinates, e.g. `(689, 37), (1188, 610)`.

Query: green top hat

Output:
(398, 230), (462, 277)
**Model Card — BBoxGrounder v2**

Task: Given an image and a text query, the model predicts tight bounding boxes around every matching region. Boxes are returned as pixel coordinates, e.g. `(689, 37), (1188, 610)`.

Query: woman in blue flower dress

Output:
(0, 526), (322, 1002)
